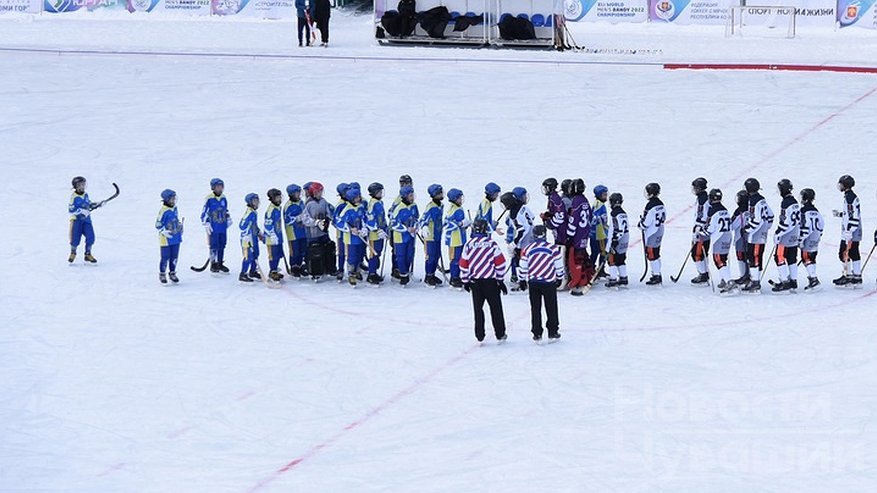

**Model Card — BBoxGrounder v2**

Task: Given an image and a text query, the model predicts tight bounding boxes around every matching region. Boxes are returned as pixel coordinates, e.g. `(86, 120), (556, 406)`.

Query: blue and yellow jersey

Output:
(419, 201), (444, 242)
(239, 207), (260, 245)
(68, 192), (92, 223)
(283, 199), (306, 241)
(341, 202), (367, 245)
(264, 203), (283, 246)
(392, 202), (419, 244)
(388, 195), (404, 223)
(333, 200), (348, 240)
(591, 199), (608, 241)
(366, 198), (388, 241)
(475, 198), (495, 232)
(444, 203), (467, 247)
(155, 205), (183, 246)
(201, 193), (229, 232)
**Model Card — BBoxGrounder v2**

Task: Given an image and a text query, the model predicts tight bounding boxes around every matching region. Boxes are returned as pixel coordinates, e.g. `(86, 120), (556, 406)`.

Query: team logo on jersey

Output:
(654, 0), (676, 20)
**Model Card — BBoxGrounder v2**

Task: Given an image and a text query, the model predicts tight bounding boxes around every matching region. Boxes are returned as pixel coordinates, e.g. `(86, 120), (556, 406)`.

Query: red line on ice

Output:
(665, 63), (877, 74)
(246, 345), (478, 493)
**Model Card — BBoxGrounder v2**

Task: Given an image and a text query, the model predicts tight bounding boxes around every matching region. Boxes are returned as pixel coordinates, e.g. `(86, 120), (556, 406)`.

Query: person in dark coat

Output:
(311, 0), (331, 46)
(295, 0), (311, 47)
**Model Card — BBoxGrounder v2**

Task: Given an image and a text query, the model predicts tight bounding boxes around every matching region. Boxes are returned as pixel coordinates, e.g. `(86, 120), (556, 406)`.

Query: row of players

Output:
(67, 173), (872, 293)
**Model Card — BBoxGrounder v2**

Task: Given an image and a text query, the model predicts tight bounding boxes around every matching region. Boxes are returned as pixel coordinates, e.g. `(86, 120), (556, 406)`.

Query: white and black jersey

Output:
(774, 195), (801, 248)
(746, 193), (774, 245)
(606, 207), (629, 255)
(705, 203), (732, 255)
(840, 190), (862, 242)
(639, 197), (666, 248)
(799, 203), (824, 253)
(692, 191), (710, 241)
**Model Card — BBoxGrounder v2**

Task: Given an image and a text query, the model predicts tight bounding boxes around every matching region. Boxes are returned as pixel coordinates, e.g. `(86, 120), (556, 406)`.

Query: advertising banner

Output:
(649, 0), (734, 24)
(0, 0), (41, 13)
(211, 0), (294, 18)
(837, 0), (877, 28)
(564, 0), (648, 22)
(127, 0), (211, 15)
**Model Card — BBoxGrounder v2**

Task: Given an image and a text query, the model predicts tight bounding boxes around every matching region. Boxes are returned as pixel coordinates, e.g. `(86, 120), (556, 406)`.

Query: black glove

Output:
(463, 282), (471, 292)
(518, 280), (527, 291)
(498, 280), (508, 295)
(555, 279), (562, 288)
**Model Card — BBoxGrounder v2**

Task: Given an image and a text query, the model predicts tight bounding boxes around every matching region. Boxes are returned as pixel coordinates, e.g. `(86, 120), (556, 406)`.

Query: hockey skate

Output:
(83, 253), (97, 263)
(771, 280), (793, 294)
(803, 276), (821, 292)
(168, 272), (179, 284)
(68, 252), (76, 263)
(690, 272), (710, 286)
(717, 280), (737, 296)
(239, 273), (253, 283)
(741, 280), (761, 294)
(159, 272), (168, 285)
(367, 273), (382, 287)
(645, 274), (663, 286)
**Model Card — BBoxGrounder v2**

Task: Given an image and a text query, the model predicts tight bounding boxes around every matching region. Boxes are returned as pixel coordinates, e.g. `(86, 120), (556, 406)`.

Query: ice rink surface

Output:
(2, 11), (877, 493)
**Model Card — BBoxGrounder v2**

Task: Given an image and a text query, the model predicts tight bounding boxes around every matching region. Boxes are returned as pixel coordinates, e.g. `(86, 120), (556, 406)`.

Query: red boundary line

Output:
(665, 63), (877, 74)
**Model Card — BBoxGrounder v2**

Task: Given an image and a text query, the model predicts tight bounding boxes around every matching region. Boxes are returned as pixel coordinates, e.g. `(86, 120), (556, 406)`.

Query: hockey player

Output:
(690, 177), (711, 286)
(155, 189), (183, 284)
(340, 187), (368, 287)
(638, 182), (666, 286)
(565, 179), (593, 296)
(283, 184), (307, 278)
(301, 182), (336, 281)
(560, 179), (573, 212)
(332, 182), (351, 281)
(475, 182), (502, 233)
(68, 176), (97, 264)
(833, 174), (863, 287)
(505, 187), (536, 288)
(771, 179), (801, 293)
(419, 184), (445, 287)
(731, 190), (751, 284)
(460, 218), (509, 344)
(540, 178), (567, 246)
(519, 225), (564, 342)
(239, 193), (264, 283)
(604, 192), (629, 289)
(798, 188), (824, 291)
(200, 178), (232, 274)
(388, 174), (413, 280)
(264, 188), (285, 282)
(703, 189), (734, 294)
(444, 188), (470, 289)
(365, 182), (389, 286)
(741, 178), (775, 293)
(391, 185), (419, 286)
(590, 184), (609, 278)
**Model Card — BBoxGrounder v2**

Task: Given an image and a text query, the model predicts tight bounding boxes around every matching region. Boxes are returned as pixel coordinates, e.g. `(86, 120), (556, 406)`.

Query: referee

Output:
(519, 225), (564, 343)
(460, 218), (509, 344)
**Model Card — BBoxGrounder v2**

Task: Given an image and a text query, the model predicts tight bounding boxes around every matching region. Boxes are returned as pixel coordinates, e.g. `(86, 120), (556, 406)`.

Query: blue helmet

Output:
(287, 184), (301, 197)
(210, 178), (224, 189)
(349, 182), (361, 191)
(447, 188), (463, 203)
(336, 183), (349, 196)
(485, 182), (501, 196)
(245, 193), (259, 207)
(428, 184), (443, 199)
(400, 185), (414, 197)
(345, 187), (361, 202)
(593, 185), (608, 198)
(161, 189), (176, 202)
(512, 186), (528, 202)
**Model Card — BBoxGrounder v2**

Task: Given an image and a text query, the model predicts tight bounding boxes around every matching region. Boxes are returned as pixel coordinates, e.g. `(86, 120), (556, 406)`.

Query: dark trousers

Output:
(315, 16), (329, 43)
(471, 279), (506, 341)
(160, 244), (180, 273)
(528, 281), (559, 338)
(297, 16), (311, 45)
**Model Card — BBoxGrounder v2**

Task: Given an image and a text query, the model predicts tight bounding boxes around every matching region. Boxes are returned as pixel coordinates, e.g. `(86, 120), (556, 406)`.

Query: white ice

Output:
(2, 11), (877, 493)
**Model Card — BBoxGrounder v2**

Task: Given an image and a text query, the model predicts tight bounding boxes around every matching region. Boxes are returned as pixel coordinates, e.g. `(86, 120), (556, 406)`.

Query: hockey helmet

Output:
(368, 182), (384, 198)
(287, 184), (302, 197)
(447, 188), (463, 204)
(744, 178), (761, 194)
(691, 177), (708, 193)
(609, 192), (623, 207)
(533, 225), (548, 239)
(708, 188), (723, 203)
(484, 182), (501, 197)
(800, 188), (816, 203)
(428, 184), (444, 199)
(777, 179), (793, 196)
(267, 188), (283, 203)
(399, 174), (413, 187)
(838, 174), (855, 191)
(513, 186), (529, 202)
(541, 178), (558, 195)
(736, 189), (749, 208)
(245, 193), (259, 207)
(472, 218), (489, 235)
(560, 179), (572, 196)
(644, 182), (661, 198)
(210, 178), (224, 190)
(570, 179), (585, 196)
(594, 185), (609, 200)
(161, 189), (176, 203)
(336, 182), (349, 197)
(72, 176), (86, 190)
(345, 187), (361, 203)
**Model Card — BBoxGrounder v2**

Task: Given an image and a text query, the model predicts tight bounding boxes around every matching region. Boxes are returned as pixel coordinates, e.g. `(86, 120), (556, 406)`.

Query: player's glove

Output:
(832, 209), (842, 218)
(204, 222), (213, 235)
(159, 228), (173, 238)
(75, 208), (91, 218)
(498, 280), (508, 295)
(555, 279), (563, 288)
(518, 280), (527, 292)
(378, 229), (389, 240)
(319, 218), (330, 232)
(463, 282), (471, 293)
(461, 219), (472, 229)
(841, 230), (853, 242)
(266, 231), (279, 244)
(418, 226), (430, 239)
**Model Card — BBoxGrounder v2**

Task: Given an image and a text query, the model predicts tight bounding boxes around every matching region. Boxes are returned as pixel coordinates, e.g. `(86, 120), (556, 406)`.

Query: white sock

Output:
(852, 260), (862, 276)
(619, 265), (628, 278)
(778, 264), (789, 281)
(651, 259), (662, 276)
(806, 263), (817, 278)
(789, 264), (798, 281)
(749, 266), (760, 280)
(738, 260), (749, 278)
(695, 260), (706, 275)
(609, 265), (619, 279)
(719, 266), (730, 283)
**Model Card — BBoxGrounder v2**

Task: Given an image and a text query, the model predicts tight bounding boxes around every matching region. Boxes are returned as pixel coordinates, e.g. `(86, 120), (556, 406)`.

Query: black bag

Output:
(453, 14), (484, 32)
(307, 241), (325, 276)
(381, 0), (417, 37)
(323, 240), (338, 275)
(498, 16), (536, 41)
(419, 6), (451, 39)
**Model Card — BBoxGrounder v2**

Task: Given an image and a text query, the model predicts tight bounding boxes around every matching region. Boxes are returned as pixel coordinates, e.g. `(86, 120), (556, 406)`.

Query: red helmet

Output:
(308, 181), (324, 197)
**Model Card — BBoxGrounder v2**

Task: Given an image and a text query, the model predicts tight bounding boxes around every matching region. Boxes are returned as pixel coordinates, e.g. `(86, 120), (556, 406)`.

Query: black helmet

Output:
(367, 182), (384, 198)
(267, 188), (282, 201)
(533, 225), (548, 239)
(800, 188), (816, 203)
(541, 178), (558, 195)
(499, 191), (517, 209)
(744, 177), (761, 194)
(560, 179), (572, 196)
(571, 178), (585, 196)
(472, 218), (489, 235)
(71, 176), (86, 189)
(692, 177), (708, 193)
(736, 189), (749, 208)
(645, 182), (661, 197)
(777, 179), (793, 196)
(608, 192), (623, 207)
(838, 174), (855, 191)
(399, 174), (413, 187)
(708, 188), (723, 203)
